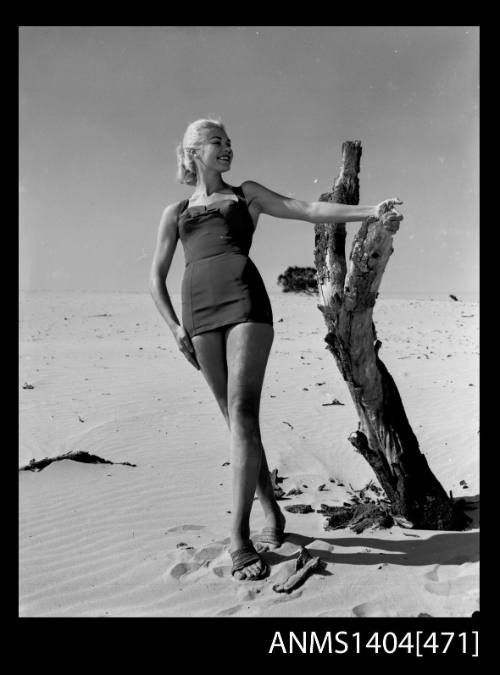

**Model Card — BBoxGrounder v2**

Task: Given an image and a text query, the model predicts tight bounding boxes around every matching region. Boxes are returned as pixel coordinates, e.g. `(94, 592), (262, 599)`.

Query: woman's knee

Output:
(229, 398), (260, 429)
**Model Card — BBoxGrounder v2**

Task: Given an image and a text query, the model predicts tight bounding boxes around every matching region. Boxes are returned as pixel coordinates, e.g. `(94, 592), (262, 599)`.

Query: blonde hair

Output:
(175, 118), (227, 186)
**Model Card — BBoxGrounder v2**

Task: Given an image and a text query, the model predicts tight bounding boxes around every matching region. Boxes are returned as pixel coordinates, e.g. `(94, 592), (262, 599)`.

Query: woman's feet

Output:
(253, 507), (287, 551)
(229, 507), (285, 579)
(230, 541), (268, 581)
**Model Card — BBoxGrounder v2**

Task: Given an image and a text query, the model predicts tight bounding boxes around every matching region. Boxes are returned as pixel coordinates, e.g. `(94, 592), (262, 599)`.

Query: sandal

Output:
(253, 526), (286, 550)
(253, 512), (287, 550)
(230, 543), (269, 581)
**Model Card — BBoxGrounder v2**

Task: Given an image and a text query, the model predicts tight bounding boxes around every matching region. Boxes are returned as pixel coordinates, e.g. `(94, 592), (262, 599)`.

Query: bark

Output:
(314, 141), (469, 530)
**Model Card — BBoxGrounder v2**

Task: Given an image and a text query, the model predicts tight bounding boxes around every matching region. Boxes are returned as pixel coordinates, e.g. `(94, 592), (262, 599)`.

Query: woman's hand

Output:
(374, 198), (404, 233)
(172, 325), (200, 370)
(376, 197), (403, 215)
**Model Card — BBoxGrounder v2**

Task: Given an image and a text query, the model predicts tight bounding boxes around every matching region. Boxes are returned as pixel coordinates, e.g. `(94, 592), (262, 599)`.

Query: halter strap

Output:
(232, 184), (247, 203)
(178, 198), (190, 216)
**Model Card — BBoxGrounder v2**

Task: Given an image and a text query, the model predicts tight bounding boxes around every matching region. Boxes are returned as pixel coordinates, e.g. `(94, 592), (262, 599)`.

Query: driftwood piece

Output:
(272, 546), (323, 593)
(284, 504), (315, 514)
(19, 450), (137, 472)
(269, 468), (286, 500)
(313, 141), (470, 530)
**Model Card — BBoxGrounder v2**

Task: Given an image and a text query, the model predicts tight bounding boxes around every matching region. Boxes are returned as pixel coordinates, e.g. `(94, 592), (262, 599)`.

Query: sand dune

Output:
(19, 291), (479, 617)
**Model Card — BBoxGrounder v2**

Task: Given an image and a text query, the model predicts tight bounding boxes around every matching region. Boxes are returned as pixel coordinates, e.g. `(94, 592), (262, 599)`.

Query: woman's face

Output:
(195, 128), (233, 174)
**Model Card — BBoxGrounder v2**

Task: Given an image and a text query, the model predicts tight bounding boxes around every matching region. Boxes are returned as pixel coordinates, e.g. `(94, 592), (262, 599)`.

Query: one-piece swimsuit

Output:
(177, 185), (273, 338)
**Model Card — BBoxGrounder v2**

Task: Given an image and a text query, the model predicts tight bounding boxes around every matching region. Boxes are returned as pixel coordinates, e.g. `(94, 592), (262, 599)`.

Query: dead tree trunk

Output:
(314, 141), (469, 530)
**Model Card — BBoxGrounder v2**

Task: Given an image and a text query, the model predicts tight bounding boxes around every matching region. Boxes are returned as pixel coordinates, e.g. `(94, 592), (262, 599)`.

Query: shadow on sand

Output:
(266, 494), (479, 571)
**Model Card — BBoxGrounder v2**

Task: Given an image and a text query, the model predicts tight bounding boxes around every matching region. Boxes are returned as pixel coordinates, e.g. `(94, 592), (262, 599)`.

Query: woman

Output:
(149, 118), (403, 581)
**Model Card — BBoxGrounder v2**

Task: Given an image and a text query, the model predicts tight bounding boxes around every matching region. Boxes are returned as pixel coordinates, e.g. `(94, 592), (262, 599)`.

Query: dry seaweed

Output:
(20, 450), (137, 472)
(284, 504), (314, 514)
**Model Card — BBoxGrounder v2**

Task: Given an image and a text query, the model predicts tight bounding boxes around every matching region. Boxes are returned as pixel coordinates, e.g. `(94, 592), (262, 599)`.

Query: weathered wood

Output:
(272, 546), (323, 593)
(314, 141), (469, 530)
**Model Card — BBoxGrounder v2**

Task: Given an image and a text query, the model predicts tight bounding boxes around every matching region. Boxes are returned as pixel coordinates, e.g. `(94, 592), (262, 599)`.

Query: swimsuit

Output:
(178, 185), (273, 338)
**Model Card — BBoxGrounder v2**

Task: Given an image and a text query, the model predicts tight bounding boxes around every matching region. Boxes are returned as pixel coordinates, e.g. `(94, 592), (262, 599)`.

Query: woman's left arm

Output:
(241, 180), (402, 225)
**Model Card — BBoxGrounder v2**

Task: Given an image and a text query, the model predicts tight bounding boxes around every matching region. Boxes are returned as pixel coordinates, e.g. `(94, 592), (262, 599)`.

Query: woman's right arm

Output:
(149, 202), (200, 370)
(149, 202), (183, 332)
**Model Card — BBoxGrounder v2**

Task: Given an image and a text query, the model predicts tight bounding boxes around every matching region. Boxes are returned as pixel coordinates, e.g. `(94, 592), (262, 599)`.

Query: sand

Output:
(19, 290), (479, 617)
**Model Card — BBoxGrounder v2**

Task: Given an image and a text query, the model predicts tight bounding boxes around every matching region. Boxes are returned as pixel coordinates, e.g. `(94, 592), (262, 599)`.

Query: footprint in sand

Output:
(236, 586), (263, 602)
(216, 604), (244, 616)
(424, 561), (476, 582)
(212, 565), (230, 578)
(423, 563), (478, 598)
(424, 577), (478, 598)
(193, 543), (226, 564)
(351, 602), (399, 617)
(269, 589), (304, 604)
(167, 561), (203, 580)
(424, 564), (459, 583)
(165, 524), (205, 533)
(165, 539), (229, 582)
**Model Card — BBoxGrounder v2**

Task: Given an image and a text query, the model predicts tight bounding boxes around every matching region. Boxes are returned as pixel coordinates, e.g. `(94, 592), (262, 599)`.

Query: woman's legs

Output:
(191, 325), (278, 511)
(191, 329), (230, 426)
(192, 322), (282, 579)
(224, 322), (276, 577)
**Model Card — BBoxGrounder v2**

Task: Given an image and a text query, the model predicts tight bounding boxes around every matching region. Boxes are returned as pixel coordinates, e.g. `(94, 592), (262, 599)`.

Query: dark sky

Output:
(20, 26), (479, 298)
